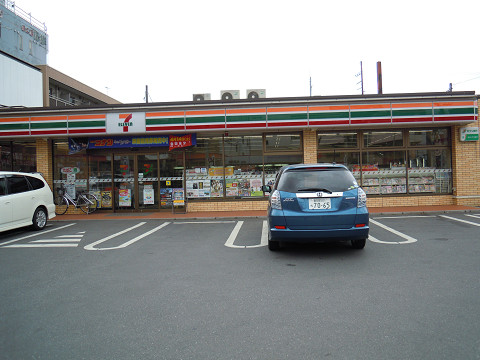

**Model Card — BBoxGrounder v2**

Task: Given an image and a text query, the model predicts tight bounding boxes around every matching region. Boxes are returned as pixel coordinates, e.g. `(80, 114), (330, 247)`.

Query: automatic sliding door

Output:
(138, 154), (159, 210)
(114, 155), (135, 210)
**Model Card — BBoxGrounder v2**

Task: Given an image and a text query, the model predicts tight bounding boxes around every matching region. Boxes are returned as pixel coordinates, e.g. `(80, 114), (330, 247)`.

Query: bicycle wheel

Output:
(54, 196), (69, 215)
(79, 193), (98, 214)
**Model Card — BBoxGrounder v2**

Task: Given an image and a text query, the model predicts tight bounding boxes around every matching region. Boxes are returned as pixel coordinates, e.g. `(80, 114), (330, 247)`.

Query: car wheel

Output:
(32, 207), (48, 231)
(268, 239), (280, 251)
(351, 238), (366, 249)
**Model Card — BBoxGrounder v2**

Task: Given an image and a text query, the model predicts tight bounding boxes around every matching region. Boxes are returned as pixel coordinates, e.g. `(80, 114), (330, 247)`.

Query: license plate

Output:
(309, 198), (331, 210)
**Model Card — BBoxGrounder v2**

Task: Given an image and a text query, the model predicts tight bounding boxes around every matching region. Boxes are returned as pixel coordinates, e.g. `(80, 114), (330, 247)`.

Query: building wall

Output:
(0, 53), (43, 107)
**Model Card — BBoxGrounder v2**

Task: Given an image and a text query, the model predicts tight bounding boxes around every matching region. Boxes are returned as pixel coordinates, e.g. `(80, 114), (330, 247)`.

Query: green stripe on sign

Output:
(31, 122), (67, 129)
(68, 120), (105, 128)
(186, 116), (225, 124)
(227, 114), (266, 123)
(350, 110), (391, 118)
(309, 112), (350, 120)
(268, 113), (307, 121)
(434, 107), (474, 115)
(392, 109), (432, 117)
(146, 118), (184, 125)
(0, 123), (29, 130)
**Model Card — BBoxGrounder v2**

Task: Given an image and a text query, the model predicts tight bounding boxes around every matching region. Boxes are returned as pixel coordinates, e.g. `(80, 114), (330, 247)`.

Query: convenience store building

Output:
(0, 91), (479, 213)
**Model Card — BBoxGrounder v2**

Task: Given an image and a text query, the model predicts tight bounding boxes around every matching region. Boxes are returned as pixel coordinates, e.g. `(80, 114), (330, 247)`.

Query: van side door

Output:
(0, 176), (13, 229)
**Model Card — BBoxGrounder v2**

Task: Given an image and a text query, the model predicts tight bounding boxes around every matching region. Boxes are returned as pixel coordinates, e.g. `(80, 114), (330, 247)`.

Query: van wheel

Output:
(351, 238), (366, 249)
(32, 207), (47, 230)
(268, 239), (280, 251)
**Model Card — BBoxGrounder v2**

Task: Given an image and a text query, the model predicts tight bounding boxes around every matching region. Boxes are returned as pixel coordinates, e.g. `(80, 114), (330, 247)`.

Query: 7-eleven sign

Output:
(106, 112), (146, 134)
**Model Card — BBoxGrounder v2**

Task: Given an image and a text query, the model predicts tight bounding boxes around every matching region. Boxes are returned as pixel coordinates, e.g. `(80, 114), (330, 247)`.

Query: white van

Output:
(0, 171), (56, 232)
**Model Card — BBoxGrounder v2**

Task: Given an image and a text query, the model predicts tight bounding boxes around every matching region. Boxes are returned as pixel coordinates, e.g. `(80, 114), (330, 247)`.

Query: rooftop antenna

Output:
(309, 77), (312, 96)
(356, 61), (364, 95)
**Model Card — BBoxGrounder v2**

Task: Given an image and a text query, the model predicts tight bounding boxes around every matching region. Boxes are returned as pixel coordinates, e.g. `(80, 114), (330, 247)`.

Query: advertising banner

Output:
(86, 134), (196, 150)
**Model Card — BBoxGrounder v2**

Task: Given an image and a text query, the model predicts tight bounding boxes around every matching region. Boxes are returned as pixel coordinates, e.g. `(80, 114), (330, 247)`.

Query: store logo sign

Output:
(119, 114), (133, 132)
(460, 127), (479, 142)
(106, 112), (146, 134)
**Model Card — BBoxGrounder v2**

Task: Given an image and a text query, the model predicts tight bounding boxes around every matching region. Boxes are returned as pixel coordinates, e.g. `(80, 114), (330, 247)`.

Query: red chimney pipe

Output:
(377, 61), (383, 94)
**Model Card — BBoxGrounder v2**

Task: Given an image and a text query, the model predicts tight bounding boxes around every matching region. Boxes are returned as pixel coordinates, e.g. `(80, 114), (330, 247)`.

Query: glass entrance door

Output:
(114, 155), (135, 210)
(137, 154), (159, 210)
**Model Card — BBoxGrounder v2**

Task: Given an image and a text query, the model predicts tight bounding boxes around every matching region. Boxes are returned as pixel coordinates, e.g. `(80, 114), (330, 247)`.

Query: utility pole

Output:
(309, 77), (312, 96)
(145, 85), (149, 103)
(356, 61), (364, 95)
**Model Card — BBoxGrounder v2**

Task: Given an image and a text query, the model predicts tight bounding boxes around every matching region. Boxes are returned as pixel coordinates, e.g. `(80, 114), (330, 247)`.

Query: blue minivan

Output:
(262, 163), (369, 251)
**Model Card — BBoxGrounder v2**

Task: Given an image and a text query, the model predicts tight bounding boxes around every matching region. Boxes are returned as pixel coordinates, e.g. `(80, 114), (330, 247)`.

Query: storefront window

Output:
(364, 131), (403, 147)
(317, 151), (360, 182)
(89, 154), (113, 210)
(159, 151), (184, 208)
(0, 142), (12, 170)
(318, 132), (358, 149)
(13, 142), (36, 172)
(265, 133), (302, 152)
(185, 136), (224, 199)
(114, 155), (135, 210)
(53, 140), (88, 199)
(361, 151), (407, 195)
(225, 135), (264, 197)
(409, 129), (450, 146)
(408, 149), (452, 193)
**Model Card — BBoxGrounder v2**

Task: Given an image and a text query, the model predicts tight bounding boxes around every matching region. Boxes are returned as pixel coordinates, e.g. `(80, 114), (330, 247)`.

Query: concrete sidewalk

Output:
(51, 204), (480, 221)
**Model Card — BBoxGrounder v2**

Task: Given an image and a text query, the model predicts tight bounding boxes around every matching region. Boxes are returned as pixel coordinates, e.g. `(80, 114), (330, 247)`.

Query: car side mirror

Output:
(262, 185), (272, 193)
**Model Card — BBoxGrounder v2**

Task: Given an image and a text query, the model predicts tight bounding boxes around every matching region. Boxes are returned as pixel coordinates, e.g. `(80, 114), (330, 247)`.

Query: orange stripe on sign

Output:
(69, 114), (106, 120)
(31, 116), (68, 121)
(350, 103), (391, 110)
(0, 117), (29, 123)
(433, 101), (474, 107)
(186, 109), (224, 116)
(392, 102), (432, 109)
(267, 106), (307, 113)
(309, 105), (349, 111)
(146, 111), (185, 117)
(226, 108), (265, 114)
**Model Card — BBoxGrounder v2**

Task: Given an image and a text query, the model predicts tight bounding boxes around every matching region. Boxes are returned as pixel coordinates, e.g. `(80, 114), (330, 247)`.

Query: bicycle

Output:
(54, 185), (98, 215)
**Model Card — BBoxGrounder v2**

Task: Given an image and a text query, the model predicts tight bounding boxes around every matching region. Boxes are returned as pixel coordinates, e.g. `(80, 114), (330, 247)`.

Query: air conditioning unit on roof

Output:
(246, 89), (266, 99)
(220, 90), (240, 101)
(193, 93), (211, 102)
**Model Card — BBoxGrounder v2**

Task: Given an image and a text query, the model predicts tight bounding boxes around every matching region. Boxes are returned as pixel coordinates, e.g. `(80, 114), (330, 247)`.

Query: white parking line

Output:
(174, 221), (236, 224)
(84, 222), (170, 250)
(5, 244), (78, 248)
(224, 221), (268, 248)
(439, 215), (480, 227)
(0, 223), (76, 247)
(465, 214), (480, 219)
(373, 216), (436, 219)
(369, 219), (418, 244)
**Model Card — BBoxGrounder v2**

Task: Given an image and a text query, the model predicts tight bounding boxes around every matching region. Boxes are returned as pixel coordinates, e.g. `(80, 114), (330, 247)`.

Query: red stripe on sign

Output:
(226, 123), (267, 129)
(31, 130), (68, 135)
(0, 131), (30, 136)
(434, 116), (476, 122)
(267, 121), (308, 127)
(146, 126), (185, 132)
(309, 120), (350, 126)
(68, 128), (106, 134)
(186, 124), (226, 130)
(351, 119), (391, 124)
(392, 117), (433, 123)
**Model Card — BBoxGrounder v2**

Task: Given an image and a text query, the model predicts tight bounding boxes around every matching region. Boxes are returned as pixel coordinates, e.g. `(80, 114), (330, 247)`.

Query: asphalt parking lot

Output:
(1, 213), (480, 359)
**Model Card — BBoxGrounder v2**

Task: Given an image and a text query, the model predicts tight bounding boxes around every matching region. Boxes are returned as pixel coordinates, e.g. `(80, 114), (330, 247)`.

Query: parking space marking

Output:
(465, 214), (480, 219)
(174, 221), (236, 224)
(368, 219), (418, 244)
(5, 230), (85, 248)
(84, 222), (170, 251)
(0, 223), (76, 247)
(373, 216), (436, 219)
(439, 215), (480, 227)
(224, 220), (268, 248)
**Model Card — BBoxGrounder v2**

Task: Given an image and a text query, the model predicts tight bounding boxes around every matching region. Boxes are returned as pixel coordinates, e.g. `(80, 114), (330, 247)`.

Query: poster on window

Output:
(186, 180), (211, 198)
(143, 185), (154, 205)
(250, 178), (263, 196)
(160, 188), (173, 206)
(119, 189), (131, 206)
(211, 179), (224, 197)
(226, 179), (239, 197)
(101, 191), (112, 207)
(173, 188), (185, 206)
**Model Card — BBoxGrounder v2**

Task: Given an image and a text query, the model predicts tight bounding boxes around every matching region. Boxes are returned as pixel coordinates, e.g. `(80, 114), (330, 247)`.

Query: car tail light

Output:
(357, 187), (367, 208)
(270, 190), (282, 210)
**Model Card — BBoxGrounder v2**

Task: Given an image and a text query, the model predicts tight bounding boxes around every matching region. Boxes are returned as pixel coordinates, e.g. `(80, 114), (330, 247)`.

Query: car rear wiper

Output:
(297, 188), (332, 193)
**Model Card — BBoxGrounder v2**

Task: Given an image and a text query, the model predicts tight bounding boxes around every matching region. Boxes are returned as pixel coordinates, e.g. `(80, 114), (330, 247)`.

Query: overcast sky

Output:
(13, 0), (480, 104)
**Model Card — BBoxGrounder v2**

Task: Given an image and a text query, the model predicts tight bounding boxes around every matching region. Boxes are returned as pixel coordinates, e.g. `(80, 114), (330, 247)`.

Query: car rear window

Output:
(26, 176), (45, 190)
(277, 168), (358, 193)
